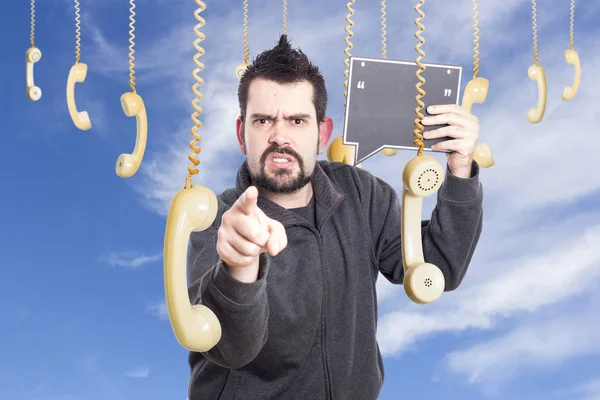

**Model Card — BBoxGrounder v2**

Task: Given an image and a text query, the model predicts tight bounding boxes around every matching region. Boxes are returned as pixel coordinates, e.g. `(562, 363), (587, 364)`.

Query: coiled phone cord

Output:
(569, 0), (574, 49)
(381, 0), (387, 59)
(30, 0), (36, 47)
(186, 0), (206, 189)
(532, 0), (539, 66)
(242, 0), (250, 67)
(412, 0), (426, 156)
(472, 0), (480, 78)
(128, 0), (137, 93)
(74, 0), (82, 63)
(343, 0), (355, 108)
(282, 0), (287, 35)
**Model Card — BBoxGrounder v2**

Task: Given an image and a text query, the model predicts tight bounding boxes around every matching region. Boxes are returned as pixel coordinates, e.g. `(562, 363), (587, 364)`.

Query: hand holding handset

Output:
(164, 184), (222, 351)
(116, 92), (147, 178)
(400, 0), (445, 304)
(462, 77), (494, 168)
(26, 47), (42, 101)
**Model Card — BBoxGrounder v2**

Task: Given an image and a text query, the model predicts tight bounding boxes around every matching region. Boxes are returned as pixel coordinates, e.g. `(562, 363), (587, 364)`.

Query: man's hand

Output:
(421, 104), (480, 178)
(217, 185), (287, 282)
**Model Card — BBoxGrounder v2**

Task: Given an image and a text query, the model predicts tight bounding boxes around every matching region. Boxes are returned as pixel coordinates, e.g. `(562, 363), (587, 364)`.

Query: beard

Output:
(249, 143), (314, 194)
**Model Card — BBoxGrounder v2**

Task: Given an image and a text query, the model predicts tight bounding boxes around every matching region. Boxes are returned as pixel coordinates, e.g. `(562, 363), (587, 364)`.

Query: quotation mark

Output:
(357, 81), (365, 89)
(444, 89), (452, 97)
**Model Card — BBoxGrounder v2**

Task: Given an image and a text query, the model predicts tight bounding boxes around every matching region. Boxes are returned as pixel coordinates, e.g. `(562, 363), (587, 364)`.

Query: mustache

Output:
(260, 145), (302, 164)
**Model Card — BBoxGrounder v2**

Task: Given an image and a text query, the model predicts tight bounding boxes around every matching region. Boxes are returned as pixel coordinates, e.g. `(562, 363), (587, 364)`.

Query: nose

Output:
(268, 119), (290, 147)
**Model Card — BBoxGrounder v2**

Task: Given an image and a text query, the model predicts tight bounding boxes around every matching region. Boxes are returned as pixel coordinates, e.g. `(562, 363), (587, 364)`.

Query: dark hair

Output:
(237, 34), (328, 124)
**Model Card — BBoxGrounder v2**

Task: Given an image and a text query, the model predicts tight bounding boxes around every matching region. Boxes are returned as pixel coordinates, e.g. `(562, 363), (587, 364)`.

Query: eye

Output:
(293, 119), (303, 125)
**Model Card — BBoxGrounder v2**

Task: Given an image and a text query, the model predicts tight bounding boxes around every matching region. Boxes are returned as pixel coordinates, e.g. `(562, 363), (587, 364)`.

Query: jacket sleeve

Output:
(186, 205), (271, 369)
(370, 160), (483, 291)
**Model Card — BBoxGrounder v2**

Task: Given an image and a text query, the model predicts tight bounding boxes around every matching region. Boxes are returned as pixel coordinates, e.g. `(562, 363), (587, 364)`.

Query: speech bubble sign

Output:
(342, 56), (462, 165)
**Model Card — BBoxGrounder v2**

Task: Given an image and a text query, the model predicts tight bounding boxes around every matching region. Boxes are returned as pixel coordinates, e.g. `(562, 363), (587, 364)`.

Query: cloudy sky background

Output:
(1, 0), (599, 399)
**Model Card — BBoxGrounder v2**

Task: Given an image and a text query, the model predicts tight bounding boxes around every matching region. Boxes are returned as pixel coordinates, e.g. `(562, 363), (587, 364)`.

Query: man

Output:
(186, 35), (483, 399)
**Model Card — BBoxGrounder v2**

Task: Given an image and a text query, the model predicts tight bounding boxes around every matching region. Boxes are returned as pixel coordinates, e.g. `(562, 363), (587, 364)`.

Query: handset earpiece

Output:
(116, 92), (147, 178)
(164, 184), (222, 351)
(561, 48), (580, 101)
(526, 64), (547, 123)
(401, 155), (446, 303)
(462, 77), (494, 168)
(327, 136), (361, 168)
(66, 63), (92, 130)
(236, 63), (248, 79)
(26, 47), (42, 101)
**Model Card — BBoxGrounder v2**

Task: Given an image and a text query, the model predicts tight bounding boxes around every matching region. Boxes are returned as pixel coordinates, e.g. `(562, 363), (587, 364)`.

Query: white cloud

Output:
(125, 365), (151, 379)
(102, 251), (162, 269)
(146, 301), (169, 321)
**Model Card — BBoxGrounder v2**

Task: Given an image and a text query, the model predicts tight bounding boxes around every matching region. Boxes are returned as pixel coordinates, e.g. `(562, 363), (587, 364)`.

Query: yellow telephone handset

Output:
(527, 0), (546, 124)
(164, 184), (222, 351)
(26, 47), (42, 101)
(163, 0), (222, 352)
(116, 92), (147, 178)
(66, 63), (92, 130)
(462, 78), (494, 168)
(327, 136), (361, 168)
(401, 155), (446, 303)
(562, 50), (580, 101)
(401, 0), (445, 304)
(116, 0), (147, 178)
(526, 64), (547, 123)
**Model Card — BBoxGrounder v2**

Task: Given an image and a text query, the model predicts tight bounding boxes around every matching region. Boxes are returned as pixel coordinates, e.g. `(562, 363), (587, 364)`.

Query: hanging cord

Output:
(186, 0), (206, 188)
(74, 0), (82, 63)
(412, 0), (426, 156)
(532, 0), (539, 66)
(569, 0), (574, 49)
(343, 0), (355, 108)
(30, 0), (36, 47)
(472, 0), (480, 79)
(242, 0), (249, 65)
(282, 0), (287, 35)
(381, 0), (387, 59)
(128, 0), (136, 93)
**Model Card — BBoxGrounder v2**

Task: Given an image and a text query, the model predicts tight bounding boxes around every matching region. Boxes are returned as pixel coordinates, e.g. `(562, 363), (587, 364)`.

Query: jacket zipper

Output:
(315, 230), (333, 400)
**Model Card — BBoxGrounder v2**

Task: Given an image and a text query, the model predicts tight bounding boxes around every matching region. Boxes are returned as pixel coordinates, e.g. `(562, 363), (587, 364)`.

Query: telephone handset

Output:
(326, 0), (362, 169)
(66, 2), (91, 130)
(527, 0), (546, 124)
(66, 63), (92, 130)
(164, 184), (222, 351)
(163, 0), (222, 352)
(526, 64), (547, 123)
(116, 92), (147, 177)
(116, 0), (147, 178)
(401, 0), (445, 304)
(561, 1), (579, 101)
(463, 78), (494, 168)
(561, 49), (580, 101)
(402, 155), (446, 303)
(327, 136), (362, 168)
(26, 47), (42, 101)
(26, 1), (41, 101)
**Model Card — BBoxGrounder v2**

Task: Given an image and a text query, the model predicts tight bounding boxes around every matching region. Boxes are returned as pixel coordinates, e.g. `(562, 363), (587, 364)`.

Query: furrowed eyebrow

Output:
(249, 113), (312, 120)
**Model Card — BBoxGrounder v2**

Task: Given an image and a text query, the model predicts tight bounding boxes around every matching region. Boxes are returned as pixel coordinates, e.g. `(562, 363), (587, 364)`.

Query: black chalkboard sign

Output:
(342, 56), (463, 165)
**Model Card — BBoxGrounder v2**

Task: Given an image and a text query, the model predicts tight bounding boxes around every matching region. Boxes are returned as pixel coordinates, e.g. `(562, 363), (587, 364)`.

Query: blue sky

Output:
(1, 0), (600, 399)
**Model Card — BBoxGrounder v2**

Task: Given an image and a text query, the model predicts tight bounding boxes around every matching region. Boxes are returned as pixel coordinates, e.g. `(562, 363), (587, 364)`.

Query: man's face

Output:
(236, 78), (331, 194)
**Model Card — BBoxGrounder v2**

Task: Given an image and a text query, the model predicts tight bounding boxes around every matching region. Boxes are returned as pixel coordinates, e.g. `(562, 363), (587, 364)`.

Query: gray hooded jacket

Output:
(187, 159), (483, 400)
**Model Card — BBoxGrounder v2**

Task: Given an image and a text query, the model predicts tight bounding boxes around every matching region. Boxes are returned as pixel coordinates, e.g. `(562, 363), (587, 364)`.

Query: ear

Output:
(236, 115), (246, 154)
(317, 116), (334, 154)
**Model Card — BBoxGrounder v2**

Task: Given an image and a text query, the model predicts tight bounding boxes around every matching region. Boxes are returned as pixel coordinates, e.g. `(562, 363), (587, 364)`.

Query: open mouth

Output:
(267, 152), (296, 168)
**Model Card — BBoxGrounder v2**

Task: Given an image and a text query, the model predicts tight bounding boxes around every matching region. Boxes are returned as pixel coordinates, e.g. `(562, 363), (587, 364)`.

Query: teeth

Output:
(273, 157), (289, 163)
